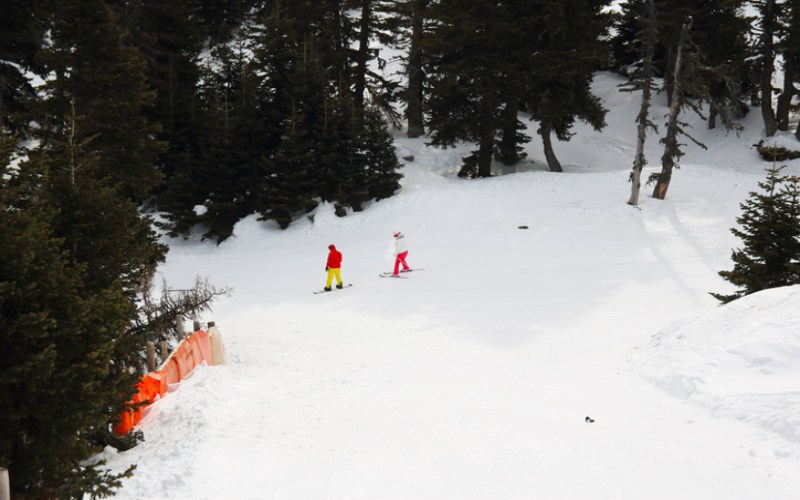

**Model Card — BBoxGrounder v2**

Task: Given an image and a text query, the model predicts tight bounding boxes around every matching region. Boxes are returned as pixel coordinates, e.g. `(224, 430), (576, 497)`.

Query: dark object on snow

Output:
(585, 416), (595, 423)
(756, 140), (800, 161)
(402, 155), (415, 162)
(518, 225), (529, 229)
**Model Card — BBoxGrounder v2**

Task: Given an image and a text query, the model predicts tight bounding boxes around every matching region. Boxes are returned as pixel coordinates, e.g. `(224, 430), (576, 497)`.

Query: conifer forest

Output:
(2, 0), (800, 497)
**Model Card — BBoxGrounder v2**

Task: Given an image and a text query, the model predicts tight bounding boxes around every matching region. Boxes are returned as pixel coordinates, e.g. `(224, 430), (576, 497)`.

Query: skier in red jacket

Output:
(325, 244), (343, 291)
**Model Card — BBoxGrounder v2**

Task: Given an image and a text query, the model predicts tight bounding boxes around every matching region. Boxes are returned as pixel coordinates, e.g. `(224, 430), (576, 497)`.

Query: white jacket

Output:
(394, 235), (407, 254)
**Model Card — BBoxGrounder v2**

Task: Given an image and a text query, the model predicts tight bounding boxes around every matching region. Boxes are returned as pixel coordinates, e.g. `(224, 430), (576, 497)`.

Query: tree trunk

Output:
(539, 120), (562, 173)
(499, 83), (522, 165)
(329, 0), (349, 96)
(477, 110), (494, 178)
(788, 2), (800, 137)
(760, 0), (778, 137)
(653, 22), (688, 201)
(708, 107), (717, 130)
(0, 74), (6, 130)
(777, 58), (796, 131)
(353, 0), (371, 124)
(406, 0), (426, 138)
(777, 54), (797, 131)
(629, 0), (656, 206)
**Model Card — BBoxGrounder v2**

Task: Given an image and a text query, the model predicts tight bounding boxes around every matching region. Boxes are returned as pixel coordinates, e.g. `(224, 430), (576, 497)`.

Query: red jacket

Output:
(326, 245), (342, 268)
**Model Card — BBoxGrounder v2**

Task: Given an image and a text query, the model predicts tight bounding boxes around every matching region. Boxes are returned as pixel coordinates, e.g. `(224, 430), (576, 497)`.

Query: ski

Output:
(313, 284), (353, 294)
(399, 268), (423, 273)
(380, 273), (408, 278)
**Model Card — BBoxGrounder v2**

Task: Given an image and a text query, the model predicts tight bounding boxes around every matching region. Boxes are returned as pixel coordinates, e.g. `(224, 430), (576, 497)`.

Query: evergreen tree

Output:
(36, 0), (163, 202)
(332, 104), (403, 214)
(497, 80), (527, 167)
(348, 0), (404, 127)
(32, 97), (168, 406)
(522, 0), (611, 172)
(361, 105), (403, 201)
(17, 0), (172, 479)
(0, 136), (136, 499)
(713, 165), (800, 303)
(614, 0), (751, 130)
(425, 0), (511, 177)
(152, 0), (405, 236)
(109, 0), (206, 190)
(189, 42), (265, 242)
(426, 0), (611, 176)
(319, 99), (370, 215)
(193, 0), (258, 47)
(0, 0), (45, 135)
(260, 103), (320, 229)
(696, 0), (751, 129)
(405, 0), (428, 138)
(1, 5), (230, 497)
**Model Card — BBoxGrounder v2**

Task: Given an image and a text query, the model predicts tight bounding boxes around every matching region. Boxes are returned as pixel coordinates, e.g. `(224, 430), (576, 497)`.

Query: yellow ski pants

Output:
(326, 268), (342, 288)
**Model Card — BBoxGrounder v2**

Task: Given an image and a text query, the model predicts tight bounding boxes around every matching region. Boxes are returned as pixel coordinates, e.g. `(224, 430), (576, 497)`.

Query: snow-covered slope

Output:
(95, 73), (800, 500)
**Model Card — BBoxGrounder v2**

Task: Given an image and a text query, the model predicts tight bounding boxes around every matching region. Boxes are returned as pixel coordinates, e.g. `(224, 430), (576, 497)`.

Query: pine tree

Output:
(155, 0), (405, 235)
(362, 105), (403, 201)
(37, 91), (167, 298)
(11, 5), (173, 493)
(0, 0), (45, 135)
(426, 0), (611, 176)
(0, 136), (136, 499)
(405, 0), (428, 138)
(260, 102), (320, 229)
(190, 42), (266, 242)
(36, 0), (163, 202)
(713, 165), (800, 303)
(320, 99), (370, 215)
(332, 104), (403, 214)
(521, 0), (611, 173)
(613, 0), (751, 129)
(109, 0), (206, 190)
(348, 0), (403, 127)
(425, 0), (511, 177)
(192, 0), (257, 47)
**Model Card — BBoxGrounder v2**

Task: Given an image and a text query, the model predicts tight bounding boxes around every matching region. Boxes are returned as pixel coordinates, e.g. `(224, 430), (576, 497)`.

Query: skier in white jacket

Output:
(393, 231), (410, 276)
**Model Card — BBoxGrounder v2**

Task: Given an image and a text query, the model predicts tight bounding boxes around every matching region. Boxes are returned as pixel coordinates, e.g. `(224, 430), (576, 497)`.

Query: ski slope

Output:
(95, 73), (800, 500)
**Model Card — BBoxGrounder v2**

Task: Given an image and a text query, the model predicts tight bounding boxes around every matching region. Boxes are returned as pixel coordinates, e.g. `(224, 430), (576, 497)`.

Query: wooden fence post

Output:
(176, 315), (185, 338)
(208, 322), (225, 365)
(160, 340), (169, 363)
(0, 467), (10, 500)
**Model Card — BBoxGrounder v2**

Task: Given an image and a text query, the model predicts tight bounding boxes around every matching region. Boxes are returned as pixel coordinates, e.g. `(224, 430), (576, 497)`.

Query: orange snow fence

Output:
(115, 327), (224, 435)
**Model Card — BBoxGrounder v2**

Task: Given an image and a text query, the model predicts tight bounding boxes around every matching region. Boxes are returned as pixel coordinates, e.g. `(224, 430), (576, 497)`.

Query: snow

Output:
(95, 73), (800, 499)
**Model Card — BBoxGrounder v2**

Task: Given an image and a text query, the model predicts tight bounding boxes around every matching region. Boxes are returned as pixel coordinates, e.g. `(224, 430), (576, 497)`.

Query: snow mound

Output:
(633, 285), (800, 447)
